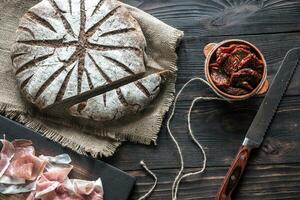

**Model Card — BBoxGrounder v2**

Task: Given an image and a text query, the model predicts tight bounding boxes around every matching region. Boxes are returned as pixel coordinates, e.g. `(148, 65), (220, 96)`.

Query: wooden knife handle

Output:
(216, 145), (251, 200)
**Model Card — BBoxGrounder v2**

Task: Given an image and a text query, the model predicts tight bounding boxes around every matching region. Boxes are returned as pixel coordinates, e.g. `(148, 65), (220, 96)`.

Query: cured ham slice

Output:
(39, 154), (71, 165)
(0, 139), (15, 177)
(0, 181), (35, 194)
(5, 154), (46, 180)
(33, 176), (103, 200)
(3, 139), (47, 181)
(65, 178), (103, 200)
(43, 164), (73, 183)
(0, 139), (104, 200)
(0, 175), (26, 185)
(30, 154), (103, 200)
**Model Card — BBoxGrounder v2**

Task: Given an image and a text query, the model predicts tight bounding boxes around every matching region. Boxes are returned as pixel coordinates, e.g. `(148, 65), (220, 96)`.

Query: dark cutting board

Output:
(0, 115), (135, 200)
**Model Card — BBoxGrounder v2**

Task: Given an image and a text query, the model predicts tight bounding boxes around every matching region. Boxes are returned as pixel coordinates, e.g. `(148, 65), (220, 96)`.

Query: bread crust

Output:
(11, 0), (146, 109)
(69, 73), (162, 121)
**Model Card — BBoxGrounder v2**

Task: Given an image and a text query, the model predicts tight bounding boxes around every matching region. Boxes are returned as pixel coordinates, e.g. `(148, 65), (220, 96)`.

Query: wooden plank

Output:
(129, 164), (300, 200)
(2, 0), (300, 51)
(1, 2), (300, 200)
(105, 95), (300, 170)
(125, 0), (300, 36)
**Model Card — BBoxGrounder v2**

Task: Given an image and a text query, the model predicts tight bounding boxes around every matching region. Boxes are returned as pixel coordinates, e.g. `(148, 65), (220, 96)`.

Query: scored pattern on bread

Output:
(69, 73), (162, 121)
(11, 0), (147, 110)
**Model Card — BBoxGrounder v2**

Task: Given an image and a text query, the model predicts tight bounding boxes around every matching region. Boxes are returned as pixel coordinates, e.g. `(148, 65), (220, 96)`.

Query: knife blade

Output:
(216, 48), (300, 200)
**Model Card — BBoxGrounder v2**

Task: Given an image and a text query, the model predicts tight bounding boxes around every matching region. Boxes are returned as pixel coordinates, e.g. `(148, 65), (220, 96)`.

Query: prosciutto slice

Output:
(0, 139), (104, 200)
(31, 177), (103, 200)
(0, 175), (26, 185)
(64, 178), (103, 200)
(3, 139), (47, 181)
(29, 154), (103, 200)
(0, 139), (15, 177)
(0, 138), (47, 195)
(0, 181), (36, 194)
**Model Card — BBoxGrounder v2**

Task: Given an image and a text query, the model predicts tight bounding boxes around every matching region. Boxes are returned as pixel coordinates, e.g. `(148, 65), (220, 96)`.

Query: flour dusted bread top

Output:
(69, 73), (162, 121)
(11, 0), (168, 122)
(11, 0), (146, 109)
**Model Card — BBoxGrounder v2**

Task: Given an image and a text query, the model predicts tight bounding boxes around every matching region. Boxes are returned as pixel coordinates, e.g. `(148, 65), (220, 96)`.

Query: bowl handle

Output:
(256, 79), (269, 95)
(204, 43), (217, 58)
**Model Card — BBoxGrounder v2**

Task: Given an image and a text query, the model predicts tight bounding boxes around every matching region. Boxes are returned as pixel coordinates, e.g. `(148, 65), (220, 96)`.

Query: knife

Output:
(216, 48), (300, 200)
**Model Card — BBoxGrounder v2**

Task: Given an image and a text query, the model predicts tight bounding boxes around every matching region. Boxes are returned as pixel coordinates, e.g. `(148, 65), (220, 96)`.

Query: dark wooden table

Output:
(103, 0), (300, 199)
(1, 0), (300, 200)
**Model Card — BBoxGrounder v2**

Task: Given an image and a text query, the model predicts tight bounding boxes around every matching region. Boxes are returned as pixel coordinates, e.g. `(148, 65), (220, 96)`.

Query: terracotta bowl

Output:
(203, 39), (269, 101)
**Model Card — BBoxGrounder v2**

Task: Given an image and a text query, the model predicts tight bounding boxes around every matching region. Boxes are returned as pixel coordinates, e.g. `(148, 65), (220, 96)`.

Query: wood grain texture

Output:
(1, 0), (300, 199)
(104, 95), (300, 170)
(116, 0), (300, 199)
(125, 0), (300, 37)
(129, 164), (300, 200)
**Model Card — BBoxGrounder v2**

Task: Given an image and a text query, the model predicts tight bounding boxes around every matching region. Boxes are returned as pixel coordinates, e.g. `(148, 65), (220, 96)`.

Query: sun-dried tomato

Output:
(209, 63), (220, 70)
(230, 68), (262, 88)
(237, 81), (254, 91)
(222, 87), (249, 96)
(209, 43), (264, 96)
(216, 44), (251, 58)
(210, 69), (230, 88)
(215, 47), (252, 75)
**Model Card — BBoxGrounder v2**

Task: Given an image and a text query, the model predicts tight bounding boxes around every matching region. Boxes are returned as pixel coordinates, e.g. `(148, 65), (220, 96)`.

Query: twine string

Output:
(138, 77), (227, 200)
(173, 96), (224, 198)
(138, 160), (158, 200)
(167, 78), (225, 200)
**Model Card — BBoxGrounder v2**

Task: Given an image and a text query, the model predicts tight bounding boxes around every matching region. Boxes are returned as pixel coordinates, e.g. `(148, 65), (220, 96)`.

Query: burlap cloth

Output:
(0, 0), (184, 157)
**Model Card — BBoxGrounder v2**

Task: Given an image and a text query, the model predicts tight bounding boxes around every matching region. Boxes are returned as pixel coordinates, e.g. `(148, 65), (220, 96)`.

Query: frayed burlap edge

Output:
(0, 26), (183, 157)
(0, 0), (184, 157)
(0, 103), (121, 157)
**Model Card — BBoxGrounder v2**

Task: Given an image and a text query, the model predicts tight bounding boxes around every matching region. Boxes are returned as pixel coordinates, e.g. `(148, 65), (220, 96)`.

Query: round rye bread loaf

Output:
(11, 0), (166, 122)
